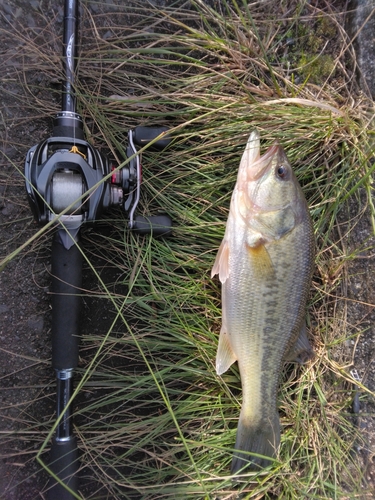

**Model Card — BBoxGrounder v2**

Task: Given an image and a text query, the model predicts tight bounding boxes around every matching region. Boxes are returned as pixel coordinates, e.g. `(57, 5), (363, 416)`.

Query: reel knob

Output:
(133, 126), (171, 150)
(132, 214), (172, 237)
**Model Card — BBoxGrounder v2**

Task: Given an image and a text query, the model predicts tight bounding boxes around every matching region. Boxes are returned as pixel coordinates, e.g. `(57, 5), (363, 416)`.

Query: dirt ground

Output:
(1, 1), (375, 499)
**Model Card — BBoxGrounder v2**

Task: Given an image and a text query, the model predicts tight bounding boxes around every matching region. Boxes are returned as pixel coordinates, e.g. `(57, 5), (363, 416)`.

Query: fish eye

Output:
(276, 165), (287, 178)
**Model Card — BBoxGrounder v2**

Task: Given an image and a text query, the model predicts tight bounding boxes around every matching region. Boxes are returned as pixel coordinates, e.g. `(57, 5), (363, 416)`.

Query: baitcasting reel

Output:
(25, 110), (172, 248)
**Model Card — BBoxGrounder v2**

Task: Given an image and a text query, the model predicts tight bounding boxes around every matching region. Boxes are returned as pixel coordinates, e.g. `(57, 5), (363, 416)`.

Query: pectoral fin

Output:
(216, 329), (237, 375)
(211, 239), (230, 283)
(246, 242), (275, 279)
(284, 323), (314, 364)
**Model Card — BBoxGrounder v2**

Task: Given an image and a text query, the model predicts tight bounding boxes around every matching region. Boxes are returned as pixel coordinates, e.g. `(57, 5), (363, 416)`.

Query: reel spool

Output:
(51, 171), (84, 214)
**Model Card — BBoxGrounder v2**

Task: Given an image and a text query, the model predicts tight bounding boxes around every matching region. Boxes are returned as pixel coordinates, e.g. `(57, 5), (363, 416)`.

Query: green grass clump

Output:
(1, 0), (374, 498)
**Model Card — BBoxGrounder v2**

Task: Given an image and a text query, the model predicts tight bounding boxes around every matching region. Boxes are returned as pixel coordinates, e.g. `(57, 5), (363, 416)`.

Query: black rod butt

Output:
(48, 436), (79, 500)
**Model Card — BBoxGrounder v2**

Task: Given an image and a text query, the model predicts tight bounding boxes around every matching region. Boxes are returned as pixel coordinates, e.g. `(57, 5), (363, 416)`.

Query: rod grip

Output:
(51, 233), (82, 370)
(48, 437), (79, 500)
(133, 214), (172, 236)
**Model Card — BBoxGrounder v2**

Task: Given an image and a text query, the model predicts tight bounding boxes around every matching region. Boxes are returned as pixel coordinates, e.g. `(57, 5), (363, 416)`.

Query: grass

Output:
(1, 0), (375, 498)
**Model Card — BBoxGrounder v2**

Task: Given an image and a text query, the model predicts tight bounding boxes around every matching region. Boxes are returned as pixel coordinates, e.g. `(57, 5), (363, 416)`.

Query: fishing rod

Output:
(24, 1), (172, 498)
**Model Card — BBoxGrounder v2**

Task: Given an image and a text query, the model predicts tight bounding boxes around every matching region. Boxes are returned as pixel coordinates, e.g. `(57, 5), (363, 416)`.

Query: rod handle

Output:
(48, 437), (79, 500)
(51, 232), (82, 371)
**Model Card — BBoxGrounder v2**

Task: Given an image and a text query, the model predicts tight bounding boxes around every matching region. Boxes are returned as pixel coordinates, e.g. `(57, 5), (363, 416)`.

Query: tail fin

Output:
(231, 412), (280, 474)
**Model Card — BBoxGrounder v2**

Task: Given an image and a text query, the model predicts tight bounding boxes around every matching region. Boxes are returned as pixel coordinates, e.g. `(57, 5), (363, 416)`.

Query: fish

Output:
(211, 130), (315, 474)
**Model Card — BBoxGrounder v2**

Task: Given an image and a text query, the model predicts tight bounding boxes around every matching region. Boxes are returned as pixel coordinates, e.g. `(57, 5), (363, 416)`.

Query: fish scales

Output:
(212, 130), (315, 474)
(226, 221), (313, 415)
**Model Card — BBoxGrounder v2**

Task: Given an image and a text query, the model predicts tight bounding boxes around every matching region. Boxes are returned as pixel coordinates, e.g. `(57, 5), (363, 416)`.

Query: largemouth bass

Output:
(211, 131), (315, 473)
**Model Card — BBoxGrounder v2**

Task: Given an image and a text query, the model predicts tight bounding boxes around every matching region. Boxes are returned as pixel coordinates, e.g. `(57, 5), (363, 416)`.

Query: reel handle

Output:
(133, 214), (172, 236)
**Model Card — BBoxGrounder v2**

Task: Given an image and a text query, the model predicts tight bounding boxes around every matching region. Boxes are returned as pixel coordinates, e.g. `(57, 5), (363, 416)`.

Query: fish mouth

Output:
(247, 144), (281, 181)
